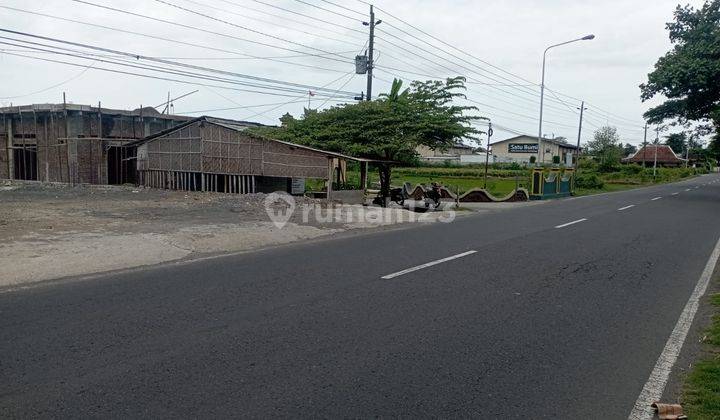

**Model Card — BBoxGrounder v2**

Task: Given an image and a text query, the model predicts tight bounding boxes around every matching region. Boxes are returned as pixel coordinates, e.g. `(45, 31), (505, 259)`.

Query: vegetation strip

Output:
(682, 294), (720, 419)
(629, 236), (720, 420)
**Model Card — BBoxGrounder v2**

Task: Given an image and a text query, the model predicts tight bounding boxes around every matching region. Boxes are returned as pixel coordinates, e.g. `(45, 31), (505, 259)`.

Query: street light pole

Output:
(575, 101), (587, 170)
(537, 34), (595, 166)
(484, 122), (493, 189)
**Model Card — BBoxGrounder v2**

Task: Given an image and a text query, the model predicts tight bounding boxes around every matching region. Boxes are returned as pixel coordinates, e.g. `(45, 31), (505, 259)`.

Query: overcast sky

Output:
(0, 0), (706, 145)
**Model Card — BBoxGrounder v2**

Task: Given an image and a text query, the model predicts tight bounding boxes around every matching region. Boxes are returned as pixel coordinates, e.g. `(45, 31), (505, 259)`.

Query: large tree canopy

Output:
(665, 132), (687, 154)
(254, 77), (482, 198)
(640, 0), (720, 154)
(586, 126), (623, 171)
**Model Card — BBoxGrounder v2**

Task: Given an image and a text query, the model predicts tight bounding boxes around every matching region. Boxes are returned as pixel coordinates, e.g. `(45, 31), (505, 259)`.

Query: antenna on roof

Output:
(156, 90), (199, 114)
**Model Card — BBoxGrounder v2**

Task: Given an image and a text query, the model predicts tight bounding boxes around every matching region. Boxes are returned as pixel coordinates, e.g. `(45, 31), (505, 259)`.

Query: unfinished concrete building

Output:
(0, 103), (192, 185)
(132, 116), (368, 198)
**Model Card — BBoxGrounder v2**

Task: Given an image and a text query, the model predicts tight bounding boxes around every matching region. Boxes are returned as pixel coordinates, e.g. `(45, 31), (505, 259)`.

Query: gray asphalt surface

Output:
(2, 174), (720, 419)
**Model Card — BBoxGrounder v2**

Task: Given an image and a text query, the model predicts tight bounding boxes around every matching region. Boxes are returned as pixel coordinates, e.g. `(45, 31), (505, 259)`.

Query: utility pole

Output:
(642, 123), (648, 168)
(363, 5), (379, 101)
(653, 126), (659, 180)
(574, 101), (586, 170)
(484, 122), (493, 189)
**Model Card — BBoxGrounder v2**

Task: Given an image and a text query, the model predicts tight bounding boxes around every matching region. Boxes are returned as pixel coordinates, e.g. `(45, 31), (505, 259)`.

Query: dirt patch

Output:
(0, 181), (457, 287)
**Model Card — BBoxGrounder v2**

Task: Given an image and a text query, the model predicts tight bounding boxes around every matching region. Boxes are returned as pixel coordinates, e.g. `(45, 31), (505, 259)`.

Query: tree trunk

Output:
(378, 164), (392, 207)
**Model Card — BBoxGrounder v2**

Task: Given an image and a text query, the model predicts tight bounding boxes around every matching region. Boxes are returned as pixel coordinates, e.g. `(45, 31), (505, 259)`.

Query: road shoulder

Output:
(661, 262), (720, 417)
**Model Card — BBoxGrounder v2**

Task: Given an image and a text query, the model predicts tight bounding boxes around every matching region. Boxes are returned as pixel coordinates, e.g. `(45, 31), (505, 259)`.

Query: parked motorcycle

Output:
(373, 182), (443, 209)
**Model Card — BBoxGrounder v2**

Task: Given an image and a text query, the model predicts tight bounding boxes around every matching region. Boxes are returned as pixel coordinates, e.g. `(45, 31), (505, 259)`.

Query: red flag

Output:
(308, 90), (316, 97)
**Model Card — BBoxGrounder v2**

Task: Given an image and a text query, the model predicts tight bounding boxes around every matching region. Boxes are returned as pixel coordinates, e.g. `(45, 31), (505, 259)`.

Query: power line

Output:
(177, 98), (342, 115)
(71, 0), (354, 64)
(316, 0), (367, 17)
(176, 0), (364, 47)
(317, 72), (357, 109)
(152, 0), (355, 62)
(245, 0), (366, 35)
(0, 29), (358, 97)
(0, 60), (96, 99)
(212, 0), (366, 42)
(1, 5), (355, 75)
(3, 51), (354, 101)
(241, 71), (357, 121)
(362, 1), (646, 126)
(292, 0), (362, 22)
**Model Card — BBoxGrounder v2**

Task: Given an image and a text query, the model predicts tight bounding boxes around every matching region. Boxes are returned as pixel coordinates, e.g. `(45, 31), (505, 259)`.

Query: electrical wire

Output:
(0, 30), (358, 97)
(3, 51), (355, 101)
(152, 0), (356, 62)
(291, 0), (362, 22)
(246, 0), (366, 35)
(213, 0), (367, 42)
(0, 6), (355, 75)
(176, 0), (364, 47)
(0, 60), (96, 99)
(358, 1), (646, 128)
(71, 0), (354, 64)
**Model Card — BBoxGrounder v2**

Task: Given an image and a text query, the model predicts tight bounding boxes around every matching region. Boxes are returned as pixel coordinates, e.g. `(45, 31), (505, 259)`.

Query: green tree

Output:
(586, 126), (623, 171)
(254, 77), (481, 198)
(640, 1), (720, 159)
(665, 132), (687, 154)
(623, 143), (638, 156)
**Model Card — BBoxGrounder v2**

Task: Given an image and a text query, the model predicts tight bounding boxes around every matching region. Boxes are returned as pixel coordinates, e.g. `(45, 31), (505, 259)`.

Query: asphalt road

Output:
(2, 174), (720, 419)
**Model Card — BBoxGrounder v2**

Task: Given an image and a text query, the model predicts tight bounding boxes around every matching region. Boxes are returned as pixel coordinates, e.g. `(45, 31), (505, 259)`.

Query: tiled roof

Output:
(623, 144), (687, 163)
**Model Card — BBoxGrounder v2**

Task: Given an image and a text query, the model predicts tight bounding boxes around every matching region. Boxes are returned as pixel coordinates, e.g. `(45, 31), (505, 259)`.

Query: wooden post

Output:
(359, 160), (368, 191)
(5, 112), (13, 179)
(326, 157), (333, 203)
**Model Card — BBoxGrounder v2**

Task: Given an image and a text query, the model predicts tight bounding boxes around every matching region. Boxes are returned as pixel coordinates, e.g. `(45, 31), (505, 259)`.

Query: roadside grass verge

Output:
(682, 293), (720, 419)
(310, 164), (707, 199)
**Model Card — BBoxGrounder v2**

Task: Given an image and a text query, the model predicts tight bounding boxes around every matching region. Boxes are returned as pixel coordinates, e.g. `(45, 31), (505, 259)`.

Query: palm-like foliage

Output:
(253, 77), (483, 197)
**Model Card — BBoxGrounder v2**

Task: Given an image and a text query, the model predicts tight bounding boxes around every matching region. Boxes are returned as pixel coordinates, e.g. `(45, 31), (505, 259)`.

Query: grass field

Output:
(313, 164), (708, 199)
(367, 173), (527, 197)
(683, 293), (720, 419)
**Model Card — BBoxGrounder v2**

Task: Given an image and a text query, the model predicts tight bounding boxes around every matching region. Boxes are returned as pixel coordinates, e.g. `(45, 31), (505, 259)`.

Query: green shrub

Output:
(575, 173), (605, 189)
(620, 164), (644, 175)
(577, 157), (597, 170)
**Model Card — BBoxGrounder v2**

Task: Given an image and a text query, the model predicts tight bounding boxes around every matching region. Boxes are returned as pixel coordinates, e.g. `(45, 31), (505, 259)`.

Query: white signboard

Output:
(290, 178), (305, 195)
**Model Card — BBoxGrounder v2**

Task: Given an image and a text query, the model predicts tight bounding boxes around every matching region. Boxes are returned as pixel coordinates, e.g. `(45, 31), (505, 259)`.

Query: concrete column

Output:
(6, 117), (13, 179)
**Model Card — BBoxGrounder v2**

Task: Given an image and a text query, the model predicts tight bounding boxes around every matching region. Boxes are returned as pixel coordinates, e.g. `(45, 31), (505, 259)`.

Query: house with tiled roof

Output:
(622, 144), (687, 167)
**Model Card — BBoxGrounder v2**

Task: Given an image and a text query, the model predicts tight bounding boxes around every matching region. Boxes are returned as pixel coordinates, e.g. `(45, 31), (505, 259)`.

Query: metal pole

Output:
(484, 122), (492, 189)
(653, 127), (659, 180)
(366, 5), (375, 101)
(575, 101), (586, 170)
(536, 35), (595, 166)
(537, 51), (547, 166)
(642, 123), (648, 168)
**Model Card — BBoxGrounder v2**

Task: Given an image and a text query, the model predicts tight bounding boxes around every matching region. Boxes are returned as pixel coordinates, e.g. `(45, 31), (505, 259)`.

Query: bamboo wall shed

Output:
(132, 116), (365, 196)
(0, 103), (191, 185)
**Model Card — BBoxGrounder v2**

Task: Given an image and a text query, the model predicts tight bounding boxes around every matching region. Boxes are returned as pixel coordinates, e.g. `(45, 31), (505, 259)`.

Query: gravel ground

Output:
(0, 181), (459, 287)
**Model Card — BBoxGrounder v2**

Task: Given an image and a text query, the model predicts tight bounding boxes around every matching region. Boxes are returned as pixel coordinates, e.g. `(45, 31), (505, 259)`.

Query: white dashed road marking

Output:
(555, 218), (587, 229)
(651, 197), (662, 201)
(381, 251), (477, 280)
(618, 205), (635, 211)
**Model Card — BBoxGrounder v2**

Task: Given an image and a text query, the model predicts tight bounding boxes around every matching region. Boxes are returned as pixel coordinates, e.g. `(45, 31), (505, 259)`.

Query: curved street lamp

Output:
(537, 34), (595, 165)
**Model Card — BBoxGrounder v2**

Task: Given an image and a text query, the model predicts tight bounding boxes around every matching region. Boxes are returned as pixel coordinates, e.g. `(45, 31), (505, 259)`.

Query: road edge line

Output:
(628, 235), (720, 419)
